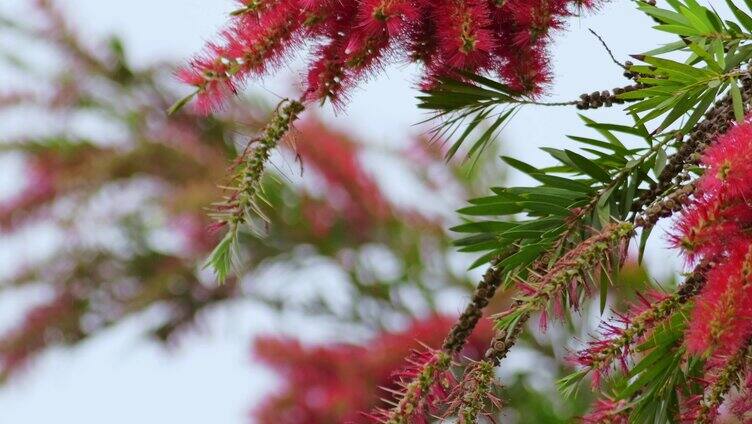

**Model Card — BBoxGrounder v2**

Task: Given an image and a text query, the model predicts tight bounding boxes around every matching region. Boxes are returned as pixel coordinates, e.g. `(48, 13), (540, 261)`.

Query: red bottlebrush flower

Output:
(251, 315), (493, 424)
(668, 195), (752, 264)
(176, 51), (238, 115)
(180, 1), (303, 114)
(582, 398), (629, 424)
(678, 395), (707, 424)
(303, 41), (351, 105)
(685, 243), (752, 357)
(498, 44), (552, 96)
(699, 116), (752, 199)
(374, 348), (455, 423)
(180, 0), (597, 112)
(434, 0), (495, 70)
(356, 0), (420, 38)
(505, 0), (570, 46)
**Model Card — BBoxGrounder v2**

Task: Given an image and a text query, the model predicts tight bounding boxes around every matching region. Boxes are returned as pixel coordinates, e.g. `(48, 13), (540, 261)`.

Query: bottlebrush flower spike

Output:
(699, 116), (752, 199)
(179, 0), (597, 113)
(443, 359), (502, 423)
(356, 0), (419, 38)
(177, 1), (303, 114)
(692, 340), (752, 423)
(434, 0), (494, 69)
(572, 290), (675, 387)
(506, 0), (570, 44)
(668, 195), (752, 264)
(685, 243), (752, 358)
(372, 348), (454, 424)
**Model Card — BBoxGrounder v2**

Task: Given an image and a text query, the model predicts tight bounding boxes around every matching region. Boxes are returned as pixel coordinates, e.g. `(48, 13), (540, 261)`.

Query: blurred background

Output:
(0, 0), (687, 422)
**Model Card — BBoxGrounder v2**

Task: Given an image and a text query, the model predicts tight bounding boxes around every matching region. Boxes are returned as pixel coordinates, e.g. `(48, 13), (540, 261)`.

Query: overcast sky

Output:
(0, 1), (709, 422)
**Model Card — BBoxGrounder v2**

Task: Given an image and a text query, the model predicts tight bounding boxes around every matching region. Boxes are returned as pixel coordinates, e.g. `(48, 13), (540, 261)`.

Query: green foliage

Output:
(417, 72), (528, 160)
(453, 115), (672, 278)
(205, 231), (236, 283)
(608, 309), (704, 422)
(626, 0), (752, 132)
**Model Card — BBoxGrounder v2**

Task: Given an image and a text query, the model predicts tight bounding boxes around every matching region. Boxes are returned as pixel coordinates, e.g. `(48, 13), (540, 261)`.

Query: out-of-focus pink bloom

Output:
(290, 119), (392, 237)
(0, 160), (56, 230)
(251, 315), (493, 424)
(0, 292), (82, 379)
(173, 214), (218, 256)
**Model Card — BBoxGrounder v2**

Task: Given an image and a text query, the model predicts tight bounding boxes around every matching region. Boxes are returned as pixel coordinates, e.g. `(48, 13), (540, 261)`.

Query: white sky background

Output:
(0, 1), (728, 422)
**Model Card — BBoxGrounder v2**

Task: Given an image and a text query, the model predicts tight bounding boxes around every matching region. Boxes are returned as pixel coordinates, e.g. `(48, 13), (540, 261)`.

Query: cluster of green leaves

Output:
(623, 0), (752, 132)
(452, 116), (672, 279)
(417, 72), (528, 160)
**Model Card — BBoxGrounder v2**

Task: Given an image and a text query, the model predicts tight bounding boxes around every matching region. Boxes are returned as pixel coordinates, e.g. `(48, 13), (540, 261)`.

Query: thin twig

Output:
(589, 28), (628, 70)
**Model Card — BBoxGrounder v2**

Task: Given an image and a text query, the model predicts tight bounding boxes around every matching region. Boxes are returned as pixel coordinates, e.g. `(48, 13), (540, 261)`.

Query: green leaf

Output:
(653, 146), (668, 176)
(518, 201), (572, 217)
(638, 227), (653, 265)
(596, 200), (611, 227)
(727, 0), (752, 32)
(168, 91), (198, 115)
(600, 271), (609, 315)
(451, 221), (517, 233)
(579, 115), (627, 149)
(565, 150), (612, 183)
(731, 78), (745, 122)
(204, 231), (236, 283)
(498, 243), (548, 270)
(466, 108), (515, 158)
(639, 4), (692, 26)
(501, 156), (540, 175)
(458, 202), (524, 216)
(556, 369), (588, 399)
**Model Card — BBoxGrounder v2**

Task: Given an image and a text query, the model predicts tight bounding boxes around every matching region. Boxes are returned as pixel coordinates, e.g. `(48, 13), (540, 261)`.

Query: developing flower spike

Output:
(176, 0), (598, 114)
(206, 99), (305, 282)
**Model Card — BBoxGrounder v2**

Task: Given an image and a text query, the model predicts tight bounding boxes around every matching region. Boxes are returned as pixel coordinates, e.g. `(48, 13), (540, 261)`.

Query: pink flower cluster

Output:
(179, 0), (597, 113)
(670, 116), (752, 360)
